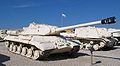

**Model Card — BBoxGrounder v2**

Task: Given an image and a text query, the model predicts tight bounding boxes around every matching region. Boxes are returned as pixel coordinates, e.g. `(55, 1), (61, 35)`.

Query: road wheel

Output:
(9, 43), (14, 51)
(12, 45), (17, 52)
(26, 48), (33, 58)
(21, 47), (28, 56)
(16, 44), (22, 54)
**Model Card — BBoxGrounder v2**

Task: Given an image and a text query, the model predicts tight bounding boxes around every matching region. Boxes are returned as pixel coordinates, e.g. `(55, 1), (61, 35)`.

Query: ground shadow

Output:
(0, 54), (10, 66)
(94, 61), (102, 64)
(93, 55), (120, 60)
(0, 40), (5, 42)
(38, 52), (89, 61)
(99, 47), (117, 51)
(114, 46), (120, 49)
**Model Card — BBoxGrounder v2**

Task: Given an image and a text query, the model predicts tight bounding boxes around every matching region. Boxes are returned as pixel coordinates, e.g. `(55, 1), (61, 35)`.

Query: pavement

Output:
(0, 42), (120, 66)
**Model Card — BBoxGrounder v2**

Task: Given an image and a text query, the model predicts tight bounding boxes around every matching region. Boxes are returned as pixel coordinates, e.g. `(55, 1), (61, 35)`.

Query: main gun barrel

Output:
(56, 17), (116, 32)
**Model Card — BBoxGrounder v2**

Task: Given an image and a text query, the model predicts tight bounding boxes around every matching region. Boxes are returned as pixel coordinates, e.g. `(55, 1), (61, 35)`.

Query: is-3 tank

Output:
(4, 23), (81, 60)
(4, 17), (115, 59)
(108, 28), (120, 44)
(74, 27), (117, 50)
(60, 17), (116, 50)
(0, 30), (7, 41)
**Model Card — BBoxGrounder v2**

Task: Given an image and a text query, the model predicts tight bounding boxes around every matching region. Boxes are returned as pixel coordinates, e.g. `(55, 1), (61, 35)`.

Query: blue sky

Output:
(0, 0), (120, 29)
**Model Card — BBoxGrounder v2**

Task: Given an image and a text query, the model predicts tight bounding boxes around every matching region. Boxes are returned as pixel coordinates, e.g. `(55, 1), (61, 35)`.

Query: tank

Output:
(60, 17), (116, 50)
(4, 17), (116, 59)
(74, 27), (118, 50)
(108, 28), (120, 44)
(0, 30), (7, 41)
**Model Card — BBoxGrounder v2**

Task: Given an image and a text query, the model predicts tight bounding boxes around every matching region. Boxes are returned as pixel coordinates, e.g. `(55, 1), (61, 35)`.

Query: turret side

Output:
(20, 23), (58, 35)
(75, 27), (112, 38)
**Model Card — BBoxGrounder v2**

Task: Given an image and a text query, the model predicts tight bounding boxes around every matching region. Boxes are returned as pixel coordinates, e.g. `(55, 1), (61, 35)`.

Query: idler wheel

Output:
(5, 41), (10, 48)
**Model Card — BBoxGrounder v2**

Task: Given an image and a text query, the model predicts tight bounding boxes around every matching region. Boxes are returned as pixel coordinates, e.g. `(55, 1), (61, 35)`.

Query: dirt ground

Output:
(0, 42), (120, 66)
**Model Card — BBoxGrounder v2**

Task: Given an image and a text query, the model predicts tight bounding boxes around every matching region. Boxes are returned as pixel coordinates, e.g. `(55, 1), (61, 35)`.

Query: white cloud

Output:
(12, 4), (32, 8)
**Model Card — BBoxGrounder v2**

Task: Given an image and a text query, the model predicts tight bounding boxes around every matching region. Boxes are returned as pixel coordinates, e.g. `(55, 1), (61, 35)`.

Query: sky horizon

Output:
(0, 0), (120, 29)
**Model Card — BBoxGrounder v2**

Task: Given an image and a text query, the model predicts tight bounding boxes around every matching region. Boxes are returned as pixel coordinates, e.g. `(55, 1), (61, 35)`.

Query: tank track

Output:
(79, 38), (115, 51)
(79, 41), (105, 51)
(5, 41), (80, 60)
(5, 41), (50, 60)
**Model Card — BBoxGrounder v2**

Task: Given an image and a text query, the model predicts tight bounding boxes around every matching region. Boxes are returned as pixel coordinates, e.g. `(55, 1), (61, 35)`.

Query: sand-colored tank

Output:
(74, 27), (117, 50)
(60, 17), (116, 50)
(0, 30), (7, 41)
(4, 17), (115, 59)
(108, 28), (120, 44)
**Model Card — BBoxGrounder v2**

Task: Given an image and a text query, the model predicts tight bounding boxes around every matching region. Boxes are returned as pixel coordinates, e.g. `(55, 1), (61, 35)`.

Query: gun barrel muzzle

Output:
(101, 17), (116, 24)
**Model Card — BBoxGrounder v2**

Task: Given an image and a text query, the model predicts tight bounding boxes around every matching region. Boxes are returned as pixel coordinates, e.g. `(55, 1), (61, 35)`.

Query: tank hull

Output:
(4, 35), (80, 60)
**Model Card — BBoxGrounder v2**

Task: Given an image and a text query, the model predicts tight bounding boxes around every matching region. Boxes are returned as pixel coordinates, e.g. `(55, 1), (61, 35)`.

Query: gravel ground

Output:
(0, 42), (120, 66)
